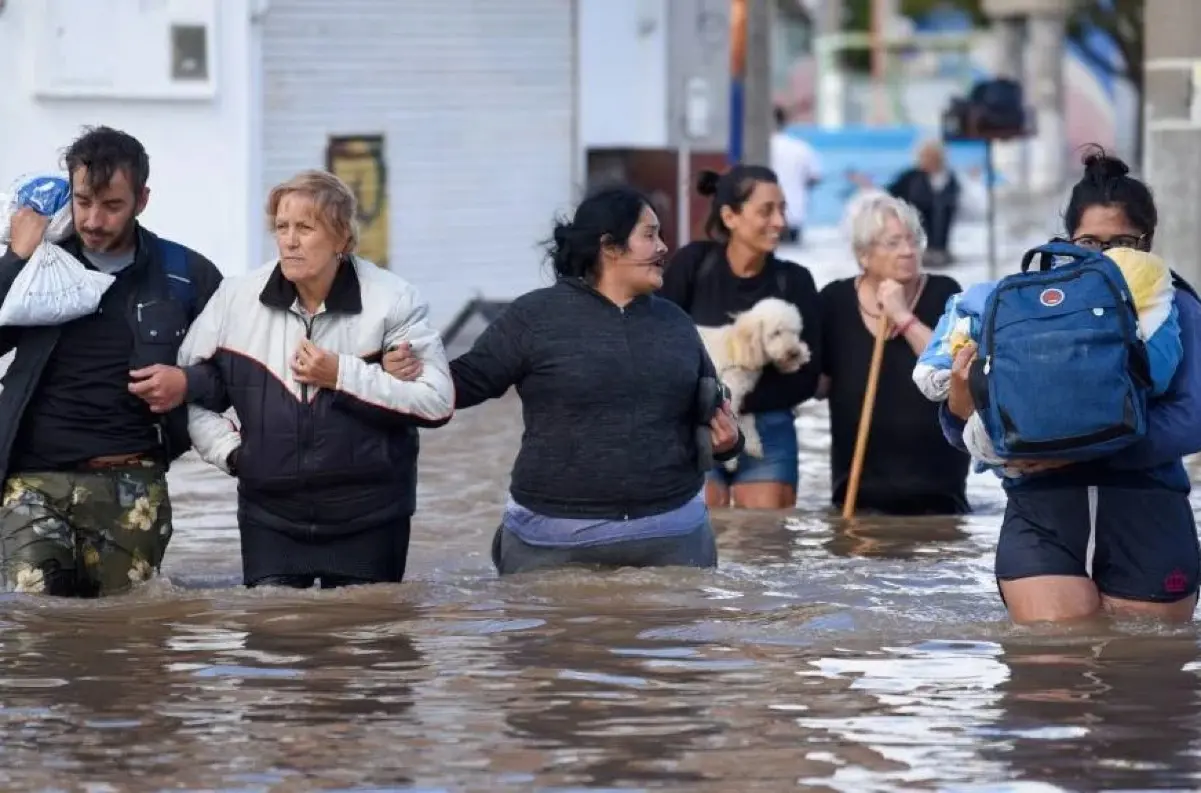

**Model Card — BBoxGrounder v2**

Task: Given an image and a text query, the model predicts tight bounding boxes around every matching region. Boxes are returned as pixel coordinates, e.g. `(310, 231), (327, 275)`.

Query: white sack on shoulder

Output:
(0, 242), (114, 327)
(0, 172), (114, 327)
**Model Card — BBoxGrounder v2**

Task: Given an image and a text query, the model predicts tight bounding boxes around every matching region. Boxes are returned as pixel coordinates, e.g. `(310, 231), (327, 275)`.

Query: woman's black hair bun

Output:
(552, 221), (572, 248)
(1081, 145), (1130, 182)
(696, 169), (722, 197)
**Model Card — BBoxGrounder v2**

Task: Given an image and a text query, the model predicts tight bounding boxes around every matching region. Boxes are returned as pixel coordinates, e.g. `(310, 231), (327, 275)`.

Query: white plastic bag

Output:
(0, 173), (115, 327)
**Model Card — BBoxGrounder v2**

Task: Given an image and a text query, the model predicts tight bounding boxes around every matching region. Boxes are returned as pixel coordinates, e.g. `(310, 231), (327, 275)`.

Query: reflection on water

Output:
(2, 363), (1201, 787)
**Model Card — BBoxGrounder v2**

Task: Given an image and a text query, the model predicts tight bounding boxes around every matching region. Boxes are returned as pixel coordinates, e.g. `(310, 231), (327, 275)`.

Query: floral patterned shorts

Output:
(0, 463), (173, 596)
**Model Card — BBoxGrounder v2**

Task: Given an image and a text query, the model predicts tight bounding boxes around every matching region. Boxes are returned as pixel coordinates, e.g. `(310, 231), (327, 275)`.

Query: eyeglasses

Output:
(875, 235), (919, 252)
(1069, 234), (1147, 252)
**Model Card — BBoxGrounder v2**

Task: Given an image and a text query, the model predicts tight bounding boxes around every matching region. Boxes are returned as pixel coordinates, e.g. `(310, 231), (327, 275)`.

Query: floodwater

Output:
(4, 232), (1201, 792)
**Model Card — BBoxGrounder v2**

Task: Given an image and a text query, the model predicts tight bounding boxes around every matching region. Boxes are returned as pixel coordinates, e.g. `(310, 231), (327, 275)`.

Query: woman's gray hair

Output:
(846, 191), (927, 263)
(266, 169), (360, 254)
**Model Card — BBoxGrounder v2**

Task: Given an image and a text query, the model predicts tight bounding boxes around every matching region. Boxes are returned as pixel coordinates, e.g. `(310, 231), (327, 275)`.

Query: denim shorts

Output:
(706, 409), (799, 488)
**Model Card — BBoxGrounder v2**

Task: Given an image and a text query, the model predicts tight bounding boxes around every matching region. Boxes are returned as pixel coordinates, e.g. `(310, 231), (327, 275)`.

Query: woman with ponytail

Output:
(659, 165), (822, 510)
(387, 185), (744, 575)
(941, 146), (1201, 624)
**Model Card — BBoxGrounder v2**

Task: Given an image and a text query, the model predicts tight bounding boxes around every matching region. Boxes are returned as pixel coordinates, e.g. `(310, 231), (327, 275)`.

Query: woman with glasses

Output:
(817, 192), (971, 515)
(940, 147), (1201, 624)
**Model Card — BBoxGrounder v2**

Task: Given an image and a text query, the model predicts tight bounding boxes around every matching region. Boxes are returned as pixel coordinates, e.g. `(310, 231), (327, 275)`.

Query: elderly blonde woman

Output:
(177, 170), (454, 589)
(817, 192), (970, 515)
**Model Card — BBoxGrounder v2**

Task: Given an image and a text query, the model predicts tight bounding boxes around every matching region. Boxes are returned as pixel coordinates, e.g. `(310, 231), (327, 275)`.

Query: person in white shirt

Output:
(770, 107), (823, 246)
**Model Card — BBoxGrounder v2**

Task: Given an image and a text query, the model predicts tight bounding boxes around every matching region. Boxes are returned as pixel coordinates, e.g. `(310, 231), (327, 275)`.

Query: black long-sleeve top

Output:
(448, 277), (740, 519)
(658, 240), (822, 413)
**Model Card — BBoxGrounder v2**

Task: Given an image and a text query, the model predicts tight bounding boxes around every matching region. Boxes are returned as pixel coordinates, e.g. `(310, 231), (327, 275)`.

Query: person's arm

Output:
(891, 311), (934, 357)
(330, 284), (455, 429)
(178, 252), (228, 412)
(176, 281), (241, 473)
(741, 265), (823, 412)
(181, 359), (229, 413)
(698, 344), (745, 462)
(0, 231), (36, 356)
(448, 301), (532, 409)
(815, 281), (837, 400)
(939, 403), (970, 453)
(1109, 291), (1201, 470)
(0, 249), (28, 307)
(886, 170), (911, 198)
(891, 276), (959, 358)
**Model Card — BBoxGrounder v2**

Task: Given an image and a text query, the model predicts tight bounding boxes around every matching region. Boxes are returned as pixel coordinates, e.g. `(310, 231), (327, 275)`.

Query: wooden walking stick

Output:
(842, 314), (891, 519)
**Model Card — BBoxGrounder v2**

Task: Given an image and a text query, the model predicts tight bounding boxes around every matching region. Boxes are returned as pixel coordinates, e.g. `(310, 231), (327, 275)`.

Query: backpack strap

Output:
(157, 238), (197, 319)
(775, 261), (790, 297)
(686, 245), (722, 310)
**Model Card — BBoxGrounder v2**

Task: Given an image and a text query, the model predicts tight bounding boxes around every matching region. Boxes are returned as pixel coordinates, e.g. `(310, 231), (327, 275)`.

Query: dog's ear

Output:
(729, 311), (768, 370)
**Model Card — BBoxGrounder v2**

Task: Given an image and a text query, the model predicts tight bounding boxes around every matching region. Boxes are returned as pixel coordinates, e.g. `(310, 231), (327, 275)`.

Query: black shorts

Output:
(997, 486), (1200, 603)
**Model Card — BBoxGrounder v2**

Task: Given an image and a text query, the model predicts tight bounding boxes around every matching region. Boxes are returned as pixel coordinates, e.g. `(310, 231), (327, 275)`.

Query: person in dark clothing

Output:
(941, 148), (1201, 625)
(887, 139), (960, 267)
(180, 170), (454, 589)
(659, 165), (822, 510)
(0, 126), (224, 597)
(820, 191), (970, 516)
(389, 186), (743, 576)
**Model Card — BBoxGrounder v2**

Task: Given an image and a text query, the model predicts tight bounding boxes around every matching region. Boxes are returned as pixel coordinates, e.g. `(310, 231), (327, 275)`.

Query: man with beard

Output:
(0, 126), (223, 596)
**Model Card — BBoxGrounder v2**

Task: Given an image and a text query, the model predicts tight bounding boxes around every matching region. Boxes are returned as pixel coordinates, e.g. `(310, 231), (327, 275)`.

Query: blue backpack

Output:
(970, 240), (1153, 461)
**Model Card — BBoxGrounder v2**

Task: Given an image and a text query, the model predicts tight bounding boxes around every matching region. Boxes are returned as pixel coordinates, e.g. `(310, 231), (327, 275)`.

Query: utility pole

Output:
(742, 0), (773, 165)
(869, 0), (888, 124)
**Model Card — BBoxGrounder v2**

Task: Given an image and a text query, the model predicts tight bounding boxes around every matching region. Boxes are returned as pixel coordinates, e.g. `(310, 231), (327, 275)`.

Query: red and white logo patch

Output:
(1039, 287), (1065, 307)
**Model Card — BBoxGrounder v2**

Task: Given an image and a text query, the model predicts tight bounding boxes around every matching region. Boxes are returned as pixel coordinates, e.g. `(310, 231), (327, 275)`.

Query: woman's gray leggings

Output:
(490, 519), (718, 576)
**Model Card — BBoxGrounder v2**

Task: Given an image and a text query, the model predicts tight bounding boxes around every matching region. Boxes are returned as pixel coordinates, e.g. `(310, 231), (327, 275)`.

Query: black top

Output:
(658, 240), (822, 413)
(820, 274), (971, 515)
(887, 169), (961, 253)
(10, 265), (160, 471)
(450, 278), (729, 519)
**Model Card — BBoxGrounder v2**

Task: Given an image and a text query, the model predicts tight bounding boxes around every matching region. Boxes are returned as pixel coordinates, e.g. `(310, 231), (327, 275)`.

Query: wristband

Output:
(894, 314), (918, 336)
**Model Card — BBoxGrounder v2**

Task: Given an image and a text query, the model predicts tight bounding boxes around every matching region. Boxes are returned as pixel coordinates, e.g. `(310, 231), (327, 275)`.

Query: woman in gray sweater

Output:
(389, 186), (742, 575)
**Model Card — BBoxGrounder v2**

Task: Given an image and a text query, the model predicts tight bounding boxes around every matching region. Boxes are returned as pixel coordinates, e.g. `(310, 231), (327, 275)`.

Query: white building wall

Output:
(578, 0), (670, 149)
(259, 0), (578, 329)
(0, 0), (256, 275)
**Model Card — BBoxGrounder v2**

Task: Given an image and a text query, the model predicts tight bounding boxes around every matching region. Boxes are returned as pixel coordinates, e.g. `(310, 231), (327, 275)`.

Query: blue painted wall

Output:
(782, 125), (990, 228)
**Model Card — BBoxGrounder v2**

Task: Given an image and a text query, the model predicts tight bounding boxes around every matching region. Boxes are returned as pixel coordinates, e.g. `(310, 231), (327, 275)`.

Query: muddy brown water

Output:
(4, 234), (1201, 792)
(3, 392), (1201, 793)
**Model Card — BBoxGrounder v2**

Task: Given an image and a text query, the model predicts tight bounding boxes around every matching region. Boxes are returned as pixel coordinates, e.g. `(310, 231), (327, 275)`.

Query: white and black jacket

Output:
(179, 256), (454, 534)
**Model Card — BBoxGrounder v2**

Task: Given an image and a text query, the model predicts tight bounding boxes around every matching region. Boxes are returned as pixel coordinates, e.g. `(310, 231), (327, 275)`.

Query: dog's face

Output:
(731, 298), (809, 373)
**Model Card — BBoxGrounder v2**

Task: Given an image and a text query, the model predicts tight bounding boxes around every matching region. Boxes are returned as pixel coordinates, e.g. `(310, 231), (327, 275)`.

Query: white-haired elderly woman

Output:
(177, 170), (454, 589)
(817, 192), (971, 515)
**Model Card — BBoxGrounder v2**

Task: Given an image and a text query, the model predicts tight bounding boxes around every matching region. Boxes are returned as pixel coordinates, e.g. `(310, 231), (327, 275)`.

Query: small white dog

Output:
(697, 297), (810, 470)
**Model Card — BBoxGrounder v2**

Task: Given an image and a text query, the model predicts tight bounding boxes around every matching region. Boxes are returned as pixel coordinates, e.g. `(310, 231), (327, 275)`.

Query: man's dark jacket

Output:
(0, 226), (223, 484)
